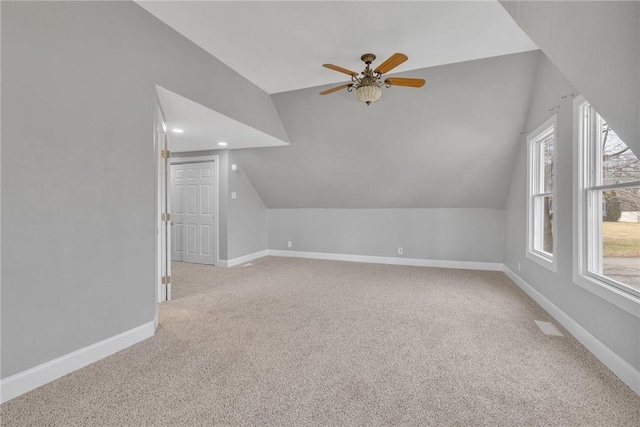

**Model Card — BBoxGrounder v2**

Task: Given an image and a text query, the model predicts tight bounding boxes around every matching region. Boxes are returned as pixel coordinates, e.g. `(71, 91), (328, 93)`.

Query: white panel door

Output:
(171, 161), (216, 265)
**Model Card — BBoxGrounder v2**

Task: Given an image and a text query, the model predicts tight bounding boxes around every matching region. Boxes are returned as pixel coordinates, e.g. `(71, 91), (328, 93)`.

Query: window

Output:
(575, 97), (640, 306)
(527, 115), (557, 271)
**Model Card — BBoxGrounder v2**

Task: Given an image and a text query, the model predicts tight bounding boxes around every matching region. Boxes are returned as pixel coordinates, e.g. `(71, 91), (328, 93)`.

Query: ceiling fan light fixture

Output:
(321, 53), (425, 105)
(356, 82), (382, 105)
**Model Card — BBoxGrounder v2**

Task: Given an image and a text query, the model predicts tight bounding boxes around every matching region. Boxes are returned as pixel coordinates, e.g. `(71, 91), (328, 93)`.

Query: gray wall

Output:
(235, 52), (538, 209)
(504, 54), (640, 370)
(227, 151), (268, 259)
(1, 1), (285, 378)
(501, 1), (640, 156)
(268, 209), (505, 263)
(218, 151), (230, 261)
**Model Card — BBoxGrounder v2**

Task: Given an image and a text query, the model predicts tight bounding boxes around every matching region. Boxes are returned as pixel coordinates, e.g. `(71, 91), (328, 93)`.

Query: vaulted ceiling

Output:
(139, 1), (543, 208)
(138, 1), (537, 94)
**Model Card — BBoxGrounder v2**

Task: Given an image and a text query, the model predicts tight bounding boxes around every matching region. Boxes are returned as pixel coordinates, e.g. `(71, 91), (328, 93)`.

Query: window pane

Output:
(533, 195), (554, 255)
(593, 187), (640, 293)
(600, 120), (640, 186)
(542, 134), (554, 193)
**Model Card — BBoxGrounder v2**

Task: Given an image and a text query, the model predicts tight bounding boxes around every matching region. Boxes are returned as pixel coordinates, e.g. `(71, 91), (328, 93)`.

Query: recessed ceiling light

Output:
(172, 128), (184, 134)
(218, 142), (228, 146)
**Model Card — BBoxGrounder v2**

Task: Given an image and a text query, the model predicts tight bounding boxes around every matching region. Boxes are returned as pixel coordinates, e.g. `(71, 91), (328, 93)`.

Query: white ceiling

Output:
(156, 86), (289, 152)
(138, 1), (537, 94)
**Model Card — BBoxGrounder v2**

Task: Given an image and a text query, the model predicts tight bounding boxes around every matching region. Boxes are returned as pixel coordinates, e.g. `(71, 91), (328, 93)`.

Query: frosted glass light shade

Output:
(356, 84), (382, 105)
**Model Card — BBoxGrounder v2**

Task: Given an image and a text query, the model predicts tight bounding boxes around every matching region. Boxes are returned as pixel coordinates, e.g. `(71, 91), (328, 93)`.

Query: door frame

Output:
(153, 103), (170, 317)
(170, 154), (220, 267)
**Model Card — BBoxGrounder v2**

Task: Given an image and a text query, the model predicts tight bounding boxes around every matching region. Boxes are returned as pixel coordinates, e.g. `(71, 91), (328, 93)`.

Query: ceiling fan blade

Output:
(322, 64), (359, 77)
(384, 77), (426, 88)
(374, 53), (408, 74)
(319, 83), (353, 95)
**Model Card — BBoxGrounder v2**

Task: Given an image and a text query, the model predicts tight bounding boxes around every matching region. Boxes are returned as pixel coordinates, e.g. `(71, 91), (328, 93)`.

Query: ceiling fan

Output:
(320, 53), (425, 105)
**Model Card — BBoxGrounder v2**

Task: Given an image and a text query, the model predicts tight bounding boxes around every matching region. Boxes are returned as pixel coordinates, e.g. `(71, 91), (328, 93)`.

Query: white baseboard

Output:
(219, 249), (269, 268)
(267, 250), (503, 271)
(503, 266), (640, 396)
(0, 321), (155, 404)
(219, 249), (502, 271)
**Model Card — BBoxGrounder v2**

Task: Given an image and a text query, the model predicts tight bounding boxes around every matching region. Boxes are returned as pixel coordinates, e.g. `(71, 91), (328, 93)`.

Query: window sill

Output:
(526, 250), (557, 273)
(573, 273), (640, 318)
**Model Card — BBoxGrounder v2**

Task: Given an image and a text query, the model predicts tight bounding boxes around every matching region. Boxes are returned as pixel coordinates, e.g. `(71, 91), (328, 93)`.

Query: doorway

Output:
(170, 160), (218, 266)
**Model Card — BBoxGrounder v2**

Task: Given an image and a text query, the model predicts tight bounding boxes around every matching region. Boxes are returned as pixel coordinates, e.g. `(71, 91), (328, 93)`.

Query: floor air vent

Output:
(534, 320), (564, 336)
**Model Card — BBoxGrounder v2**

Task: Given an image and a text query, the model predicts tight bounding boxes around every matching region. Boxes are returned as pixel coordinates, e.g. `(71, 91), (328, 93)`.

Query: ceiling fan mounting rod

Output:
(352, 54), (383, 87)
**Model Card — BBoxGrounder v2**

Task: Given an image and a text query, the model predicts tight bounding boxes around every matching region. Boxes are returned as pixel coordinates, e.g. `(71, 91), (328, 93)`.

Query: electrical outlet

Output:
(517, 262), (521, 271)
(287, 241), (292, 248)
(231, 192), (237, 200)
(398, 247), (403, 255)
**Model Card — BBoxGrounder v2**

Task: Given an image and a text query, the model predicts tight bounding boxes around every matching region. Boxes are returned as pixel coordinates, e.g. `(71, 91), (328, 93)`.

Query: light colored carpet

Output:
(2, 257), (639, 426)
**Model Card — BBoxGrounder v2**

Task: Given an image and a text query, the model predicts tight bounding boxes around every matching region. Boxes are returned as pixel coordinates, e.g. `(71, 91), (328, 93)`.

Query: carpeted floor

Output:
(2, 257), (639, 426)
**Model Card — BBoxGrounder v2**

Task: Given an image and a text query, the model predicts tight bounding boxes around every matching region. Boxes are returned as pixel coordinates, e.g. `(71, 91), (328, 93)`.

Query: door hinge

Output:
(162, 276), (171, 285)
(161, 213), (171, 222)
(161, 150), (171, 159)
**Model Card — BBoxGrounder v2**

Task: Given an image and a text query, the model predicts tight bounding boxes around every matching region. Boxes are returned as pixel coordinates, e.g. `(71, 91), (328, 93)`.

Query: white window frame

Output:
(526, 114), (558, 272)
(573, 95), (640, 317)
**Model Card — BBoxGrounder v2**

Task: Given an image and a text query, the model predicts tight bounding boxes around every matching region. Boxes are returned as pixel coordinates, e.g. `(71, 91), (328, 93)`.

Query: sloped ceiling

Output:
(157, 86), (289, 151)
(234, 51), (540, 208)
(137, 0), (537, 94)
(501, 0), (640, 156)
(137, 1), (541, 209)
